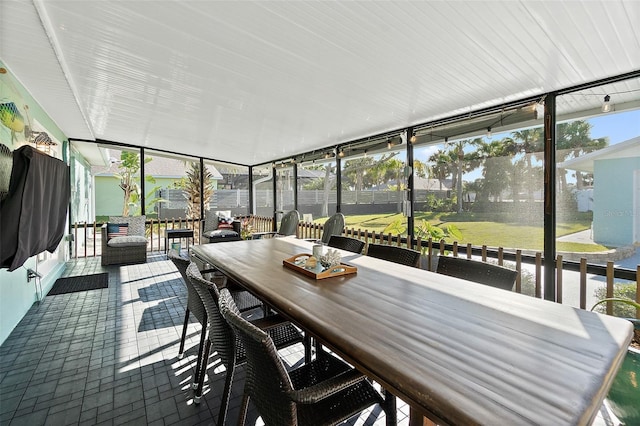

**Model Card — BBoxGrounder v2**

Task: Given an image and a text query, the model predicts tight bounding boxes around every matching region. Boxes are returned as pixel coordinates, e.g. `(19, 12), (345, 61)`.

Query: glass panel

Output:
(297, 159), (337, 223)
(556, 78), (640, 311)
(275, 165), (295, 222)
(204, 160), (250, 217)
(340, 135), (407, 236)
(144, 150), (198, 221)
(252, 164), (273, 217)
(413, 107), (544, 286)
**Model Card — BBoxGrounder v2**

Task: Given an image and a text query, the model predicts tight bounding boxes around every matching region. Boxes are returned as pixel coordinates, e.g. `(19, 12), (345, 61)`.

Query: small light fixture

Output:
(444, 136), (449, 143)
(338, 149), (345, 158)
(534, 102), (544, 120)
(486, 127), (492, 138)
(387, 138), (393, 149)
(602, 95), (612, 112)
(363, 150), (368, 158)
(410, 132), (417, 143)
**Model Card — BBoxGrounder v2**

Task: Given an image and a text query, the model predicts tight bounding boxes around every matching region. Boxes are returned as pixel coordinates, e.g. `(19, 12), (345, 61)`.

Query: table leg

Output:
(409, 408), (437, 426)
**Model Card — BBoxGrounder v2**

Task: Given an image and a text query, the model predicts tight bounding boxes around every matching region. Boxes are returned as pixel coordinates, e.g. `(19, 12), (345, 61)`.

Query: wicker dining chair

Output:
(327, 235), (365, 254)
(436, 255), (518, 291)
(169, 250), (263, 371)
(219, 287), (389, 426)
(186, 263), (307, 424)
(366, 243), (421, 268)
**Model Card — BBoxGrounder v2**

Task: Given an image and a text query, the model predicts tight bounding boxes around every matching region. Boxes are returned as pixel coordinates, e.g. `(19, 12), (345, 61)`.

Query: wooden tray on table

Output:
(283, 253), (357, 280)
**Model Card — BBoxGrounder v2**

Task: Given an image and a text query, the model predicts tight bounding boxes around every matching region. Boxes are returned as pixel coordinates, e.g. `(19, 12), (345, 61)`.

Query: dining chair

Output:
(436, 255), (518, 291)
(318, 212), (345, 244)
(218, 287), (390, 426)
(366, 243), (421, 268)
(252, 210), (300, 239)
(327, 235), (365, 254)
(186, 263), (307, 424)
(169, 250), (263, 368)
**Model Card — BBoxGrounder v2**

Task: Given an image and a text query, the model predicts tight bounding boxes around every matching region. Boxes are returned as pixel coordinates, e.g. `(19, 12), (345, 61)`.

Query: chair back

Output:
(108, 215), (146, 236)
(436, 256), (518, 291)
(219, 288), (297, 424)
(186, 263), (235, 369)
(278, 210), (300, 236)
(366, 243), (421, 268)
(320, 213), (345, 244)
(327, 235), (365, 254)
(168, 250), (206, 325)
(203, 209), (220, 233)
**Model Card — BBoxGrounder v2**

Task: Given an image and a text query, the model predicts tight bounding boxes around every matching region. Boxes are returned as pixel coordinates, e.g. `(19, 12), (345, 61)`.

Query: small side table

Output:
(165, 229), (194, 255)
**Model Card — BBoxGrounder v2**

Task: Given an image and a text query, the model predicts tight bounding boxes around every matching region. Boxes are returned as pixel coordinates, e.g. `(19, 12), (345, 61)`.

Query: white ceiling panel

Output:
(1, 1), (639, 165)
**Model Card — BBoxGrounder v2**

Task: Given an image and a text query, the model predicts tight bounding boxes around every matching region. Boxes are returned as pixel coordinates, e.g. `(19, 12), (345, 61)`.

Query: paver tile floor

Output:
(0, 254), (398, 426)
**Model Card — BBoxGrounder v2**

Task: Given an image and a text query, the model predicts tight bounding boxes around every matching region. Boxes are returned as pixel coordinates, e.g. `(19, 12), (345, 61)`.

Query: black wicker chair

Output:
(168, 251), (263, 373)
(186, 263), (307, 424)
(366, 243), (421, 268)
(219, 288), (390, 426)
(327, 235), (365, 254)
(436, 255), (518, 291)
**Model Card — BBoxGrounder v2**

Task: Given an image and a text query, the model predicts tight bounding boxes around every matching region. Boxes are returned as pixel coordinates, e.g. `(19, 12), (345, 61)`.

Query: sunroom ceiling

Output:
(2, 1), (639, 166)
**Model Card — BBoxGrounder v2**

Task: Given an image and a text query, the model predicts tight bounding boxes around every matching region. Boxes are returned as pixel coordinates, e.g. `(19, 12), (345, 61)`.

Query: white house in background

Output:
(560, 136), (640, 247)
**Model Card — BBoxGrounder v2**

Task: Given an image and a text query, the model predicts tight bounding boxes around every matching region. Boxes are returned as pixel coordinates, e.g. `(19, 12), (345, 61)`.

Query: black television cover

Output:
(0, 146), (70, 271)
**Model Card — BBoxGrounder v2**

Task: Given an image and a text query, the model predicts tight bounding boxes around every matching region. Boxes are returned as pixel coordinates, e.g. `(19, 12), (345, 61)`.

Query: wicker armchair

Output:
(327, 235), (365, 254)
(436, 255), (518, 291)
(219, 288), (388, 426)
(319, 213), (345, 244)
(100, 215), (147, 266)
(186, 263), (307, 424)
(366, 243), (421, 268)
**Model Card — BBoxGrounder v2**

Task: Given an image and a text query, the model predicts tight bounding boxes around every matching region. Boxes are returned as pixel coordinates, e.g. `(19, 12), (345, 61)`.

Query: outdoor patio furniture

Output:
(327, 235), (365, 254)
(219, 287), (387, 426)
(186, 263), (307, 423)
(165, 228), (194, 254)
(169, 250), (265, 364)
(251, 210), (300, 239)
(201, 210), (242, 243)
(318, 212), (345, 244)
(366, 243), (421, 268)
(100, 215), (147, 266)
(436, 255), (518, 291)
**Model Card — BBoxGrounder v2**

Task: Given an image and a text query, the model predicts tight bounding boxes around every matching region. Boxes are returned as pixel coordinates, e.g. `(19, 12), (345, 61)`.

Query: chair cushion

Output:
(107, 235), (147, 248)
(107, 223), (128, 240)
(204, 229), (241, 242)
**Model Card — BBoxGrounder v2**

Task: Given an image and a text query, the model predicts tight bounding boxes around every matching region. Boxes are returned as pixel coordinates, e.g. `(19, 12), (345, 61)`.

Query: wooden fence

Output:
(71, 215), (639, 317)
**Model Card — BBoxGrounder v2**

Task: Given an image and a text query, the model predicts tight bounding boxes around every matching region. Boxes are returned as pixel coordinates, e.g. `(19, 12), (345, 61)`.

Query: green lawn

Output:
(322, 212), (609, 253)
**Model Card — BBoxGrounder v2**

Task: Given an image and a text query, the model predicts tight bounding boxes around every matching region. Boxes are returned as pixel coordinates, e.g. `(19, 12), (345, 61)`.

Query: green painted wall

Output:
(0, 60), (69, 345)
(592, 157), (640, 247)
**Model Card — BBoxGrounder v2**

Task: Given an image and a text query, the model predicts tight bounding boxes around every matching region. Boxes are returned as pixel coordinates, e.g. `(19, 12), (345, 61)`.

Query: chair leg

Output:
(192, 324), (208, 389)
(217, 364), (235, 425)
(194, 340), (211, 404)
(304, 333), (312, 364)
(237, 392), (250, 426)
(178, 309), (190, 359)
(383, 389), (397, 426)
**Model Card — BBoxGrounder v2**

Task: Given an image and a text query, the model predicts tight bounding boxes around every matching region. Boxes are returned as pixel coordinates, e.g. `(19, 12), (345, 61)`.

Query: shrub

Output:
(593, 284), (638, 318)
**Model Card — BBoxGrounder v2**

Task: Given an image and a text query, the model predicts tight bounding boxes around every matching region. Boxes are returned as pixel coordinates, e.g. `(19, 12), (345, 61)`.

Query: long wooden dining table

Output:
(191, 237), (632, 425)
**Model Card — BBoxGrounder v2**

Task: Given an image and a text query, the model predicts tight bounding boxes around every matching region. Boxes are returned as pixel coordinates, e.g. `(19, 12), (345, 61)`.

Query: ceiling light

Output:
(338, 149), (345, 158)
(486, 127), (492, 138)
(534, 103), (544, 120)
(410, 132), (417, 143)
(363, 150), (368, 158)
(602, 95), (612, 112)
(387, 138), (393, 149)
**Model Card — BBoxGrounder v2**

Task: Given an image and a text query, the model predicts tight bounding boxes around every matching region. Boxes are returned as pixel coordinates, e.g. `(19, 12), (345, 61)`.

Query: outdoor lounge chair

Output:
(101, 215), (147, 266)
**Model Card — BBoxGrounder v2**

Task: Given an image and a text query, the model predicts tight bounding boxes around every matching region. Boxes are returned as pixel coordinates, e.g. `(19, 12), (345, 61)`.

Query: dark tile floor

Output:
(0, 253), (401, 426)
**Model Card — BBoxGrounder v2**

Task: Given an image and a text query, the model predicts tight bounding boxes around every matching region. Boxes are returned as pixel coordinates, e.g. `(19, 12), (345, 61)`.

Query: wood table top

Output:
(191, 237), (632, 425)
